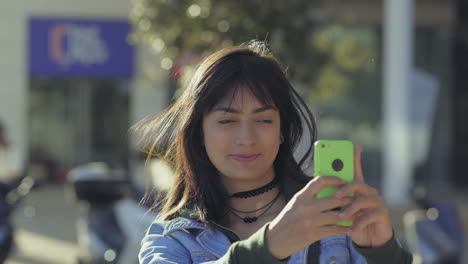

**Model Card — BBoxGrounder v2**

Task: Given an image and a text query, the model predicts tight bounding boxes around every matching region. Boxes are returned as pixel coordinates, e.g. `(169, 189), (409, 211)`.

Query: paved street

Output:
(5, 184), (82, 264)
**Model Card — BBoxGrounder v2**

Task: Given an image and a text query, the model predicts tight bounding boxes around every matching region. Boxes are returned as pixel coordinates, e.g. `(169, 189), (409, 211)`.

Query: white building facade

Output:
(0, 0), (166, 185)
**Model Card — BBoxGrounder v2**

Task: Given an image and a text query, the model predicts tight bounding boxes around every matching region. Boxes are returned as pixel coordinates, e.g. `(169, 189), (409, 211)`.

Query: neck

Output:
(222, 166), (276, 195)
(229, 185), (281, 211)
(221, 168), (283, 222)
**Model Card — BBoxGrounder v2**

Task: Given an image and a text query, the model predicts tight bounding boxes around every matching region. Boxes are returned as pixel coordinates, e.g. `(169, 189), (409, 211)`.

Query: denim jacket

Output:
(139, 175), (412, 264)
(139, 216), (370, 264)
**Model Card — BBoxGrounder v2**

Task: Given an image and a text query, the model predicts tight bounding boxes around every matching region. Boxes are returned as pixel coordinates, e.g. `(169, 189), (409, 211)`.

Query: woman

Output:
(136, 41), (412, 263)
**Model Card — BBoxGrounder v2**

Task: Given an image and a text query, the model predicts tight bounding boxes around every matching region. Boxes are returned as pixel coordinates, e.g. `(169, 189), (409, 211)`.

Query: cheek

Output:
(259, 124), (281, 145)
(259, 126), (281, 158)
(202, 123), (229, 160)
(204, 134), (227, 156)
(203, 133), (233, 175)
(262, 134), (281, 156)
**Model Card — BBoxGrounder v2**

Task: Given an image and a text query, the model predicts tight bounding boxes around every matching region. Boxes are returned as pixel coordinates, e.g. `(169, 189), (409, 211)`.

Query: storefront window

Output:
(29, 78), (130, 181)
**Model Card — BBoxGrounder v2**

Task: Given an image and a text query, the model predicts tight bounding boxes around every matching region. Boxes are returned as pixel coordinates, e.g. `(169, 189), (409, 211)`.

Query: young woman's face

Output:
(202, 88), (281, 192)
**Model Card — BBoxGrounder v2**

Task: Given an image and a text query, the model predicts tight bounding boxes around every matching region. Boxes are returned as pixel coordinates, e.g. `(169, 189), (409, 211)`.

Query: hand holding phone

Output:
(314, 140), (354, 226)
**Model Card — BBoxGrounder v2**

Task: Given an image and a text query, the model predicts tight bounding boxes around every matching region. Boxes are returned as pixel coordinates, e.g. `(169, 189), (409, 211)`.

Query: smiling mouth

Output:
(230, 154), (260, 162)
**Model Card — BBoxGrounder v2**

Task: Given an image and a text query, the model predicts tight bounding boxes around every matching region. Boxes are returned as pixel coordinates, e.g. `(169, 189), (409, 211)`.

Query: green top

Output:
(180, 175), (413, 264)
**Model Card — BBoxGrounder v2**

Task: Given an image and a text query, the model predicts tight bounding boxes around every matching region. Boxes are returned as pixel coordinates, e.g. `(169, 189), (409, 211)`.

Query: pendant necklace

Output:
(230, 190), (281, 223)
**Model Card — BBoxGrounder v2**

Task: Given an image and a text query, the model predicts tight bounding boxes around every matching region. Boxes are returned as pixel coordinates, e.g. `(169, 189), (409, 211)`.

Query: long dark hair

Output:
(132, 41), (317, 225)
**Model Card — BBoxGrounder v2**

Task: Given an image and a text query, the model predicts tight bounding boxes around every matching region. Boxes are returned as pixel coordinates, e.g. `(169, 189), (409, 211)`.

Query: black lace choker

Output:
(230, 177), (279, 199)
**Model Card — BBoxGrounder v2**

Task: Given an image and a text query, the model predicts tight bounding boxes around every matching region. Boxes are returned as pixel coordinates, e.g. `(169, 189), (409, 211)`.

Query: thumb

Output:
(354, 145), (365, 182)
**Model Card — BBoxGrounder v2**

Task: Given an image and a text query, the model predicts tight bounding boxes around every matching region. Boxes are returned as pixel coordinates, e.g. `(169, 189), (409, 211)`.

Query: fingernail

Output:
(339, 212), (346, 218)
(335, 190), (343, 197)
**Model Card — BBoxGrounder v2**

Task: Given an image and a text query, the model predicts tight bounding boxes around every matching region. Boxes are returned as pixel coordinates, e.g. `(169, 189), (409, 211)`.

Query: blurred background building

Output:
(0, 0), (169, 189)
(0, 0), (467, 263)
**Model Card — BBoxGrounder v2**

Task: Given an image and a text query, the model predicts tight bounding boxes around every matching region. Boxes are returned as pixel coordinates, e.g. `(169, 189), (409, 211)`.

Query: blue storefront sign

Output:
(29, 17), (134, 78)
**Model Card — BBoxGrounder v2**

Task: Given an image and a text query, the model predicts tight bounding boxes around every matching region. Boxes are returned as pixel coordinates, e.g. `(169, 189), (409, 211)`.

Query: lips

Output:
(231, 154), (260, 162)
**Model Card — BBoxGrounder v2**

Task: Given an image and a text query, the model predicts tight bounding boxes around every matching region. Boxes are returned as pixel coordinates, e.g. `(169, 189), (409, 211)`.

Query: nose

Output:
(235, 121), (256, 146)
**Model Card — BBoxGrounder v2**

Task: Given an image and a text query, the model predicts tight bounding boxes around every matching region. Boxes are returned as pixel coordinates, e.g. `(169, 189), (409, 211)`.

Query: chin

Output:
(228, 170), (271, 182)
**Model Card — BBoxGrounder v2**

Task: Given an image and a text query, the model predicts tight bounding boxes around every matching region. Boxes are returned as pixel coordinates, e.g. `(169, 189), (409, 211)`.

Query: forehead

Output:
(212, 86), (275, 110)
(218, 89), (259, 107)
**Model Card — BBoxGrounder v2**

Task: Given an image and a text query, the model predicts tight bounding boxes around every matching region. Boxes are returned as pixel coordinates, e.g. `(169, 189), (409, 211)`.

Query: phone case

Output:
(314, 140), (354, 226)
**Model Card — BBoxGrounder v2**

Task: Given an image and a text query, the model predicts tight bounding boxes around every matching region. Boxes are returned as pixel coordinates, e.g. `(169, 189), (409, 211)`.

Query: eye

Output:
(218, 120), (234, 124)
(257, 119), (273, 123)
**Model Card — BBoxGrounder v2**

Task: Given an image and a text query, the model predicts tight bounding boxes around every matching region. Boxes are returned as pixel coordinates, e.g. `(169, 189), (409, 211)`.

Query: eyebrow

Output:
(212, 105), (275, 114)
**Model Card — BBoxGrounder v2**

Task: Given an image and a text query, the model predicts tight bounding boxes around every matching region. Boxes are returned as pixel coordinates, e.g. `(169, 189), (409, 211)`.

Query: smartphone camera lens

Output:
(332, 159), (344, 172)
(321, 144), (325, 148)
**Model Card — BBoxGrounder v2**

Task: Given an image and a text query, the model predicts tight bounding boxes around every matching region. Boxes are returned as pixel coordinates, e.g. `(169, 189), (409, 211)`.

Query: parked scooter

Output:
(0, 175), (36, 263)
(67, 162), (157, 264)
(403, 186), (464, 264)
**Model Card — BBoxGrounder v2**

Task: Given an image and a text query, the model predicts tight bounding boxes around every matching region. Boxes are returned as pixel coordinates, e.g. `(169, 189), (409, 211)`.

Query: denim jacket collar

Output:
(162, 217), (205, 236)
(163, 217), (232, 258)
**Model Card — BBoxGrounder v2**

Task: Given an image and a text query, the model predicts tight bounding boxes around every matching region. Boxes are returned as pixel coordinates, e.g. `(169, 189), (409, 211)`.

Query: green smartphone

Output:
(314, 140), (354, 226)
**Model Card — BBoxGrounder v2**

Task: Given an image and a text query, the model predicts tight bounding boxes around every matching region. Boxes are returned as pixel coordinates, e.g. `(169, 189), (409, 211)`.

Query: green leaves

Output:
(129, 0), (381, 126)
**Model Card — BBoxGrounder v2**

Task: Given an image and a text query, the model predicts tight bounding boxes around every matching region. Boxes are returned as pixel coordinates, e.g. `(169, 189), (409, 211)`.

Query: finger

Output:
(316, 225), (350, 239)
(312, 196), (354, 214)
(354, 145), (365, 182)
(335, 181), (378, 199)
(301, 176), (347, 198)
(338, 195), (385, 220)
(313, 210), (355, 227)
(348, 207), (388, 234)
